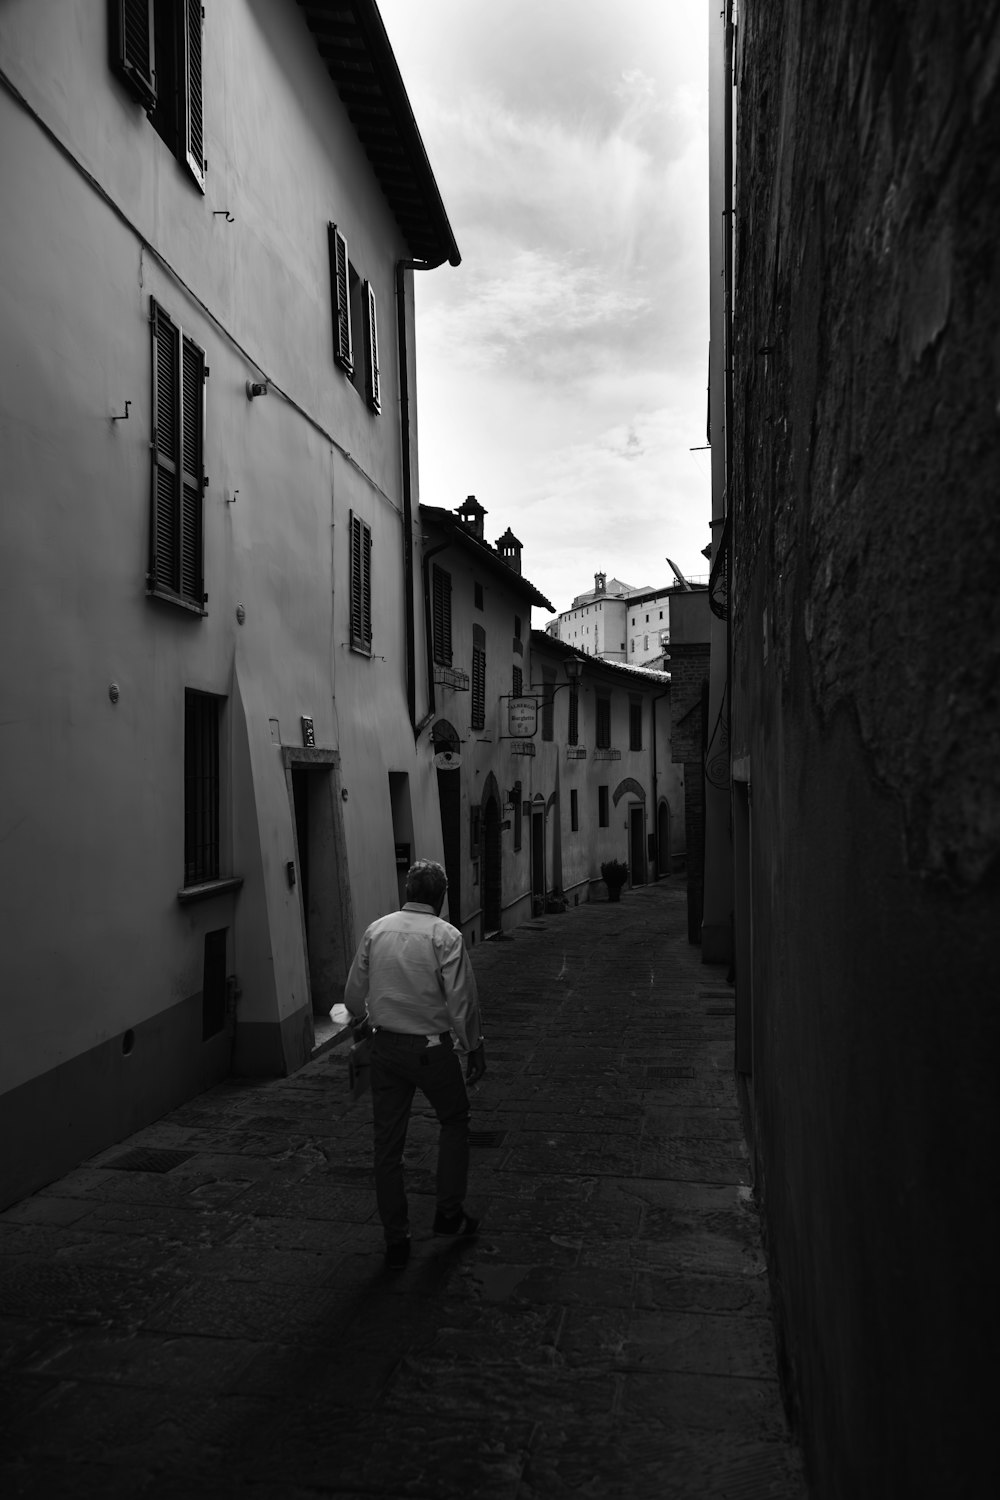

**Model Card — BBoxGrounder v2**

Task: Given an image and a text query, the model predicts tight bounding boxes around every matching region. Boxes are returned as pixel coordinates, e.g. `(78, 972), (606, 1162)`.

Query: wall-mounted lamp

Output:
(246, 380), (268, 399)
(563, 656), (586, 682)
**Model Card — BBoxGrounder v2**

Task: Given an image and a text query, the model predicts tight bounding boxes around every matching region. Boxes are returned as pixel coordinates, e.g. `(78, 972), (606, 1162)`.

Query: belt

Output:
(373, 1027), (448, 1047)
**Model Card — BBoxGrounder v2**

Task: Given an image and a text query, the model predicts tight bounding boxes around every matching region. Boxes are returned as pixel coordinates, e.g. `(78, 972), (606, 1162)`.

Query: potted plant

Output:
(600, 859), (629, 902)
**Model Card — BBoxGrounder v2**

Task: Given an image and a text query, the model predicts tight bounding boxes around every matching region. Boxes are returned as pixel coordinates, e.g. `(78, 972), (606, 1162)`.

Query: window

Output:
(149, 299), (206, 610)
(598, 784), (609, 828)
(568, 684), (579, 745)
(432, 565), (452, 665)
(474, 581), (484, 610)
(570, 788), (579, 832)
(328, 225), (381, 413)
(514, 796), (522, 852)
(349, 511), (372, 653)
(644, 635), (649, 651)
(512, 664), (523, 697)
(471, 625), (486, 730)
(596, 695), (611, 749)
(514, 614), (522, 639)
(111, 0), (205, 190)
(184, 689), (220, 885)
(629, 702), (643, 751)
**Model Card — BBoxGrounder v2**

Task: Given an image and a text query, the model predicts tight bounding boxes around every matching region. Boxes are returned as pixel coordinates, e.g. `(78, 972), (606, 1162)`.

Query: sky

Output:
(377, 0), (712, 622)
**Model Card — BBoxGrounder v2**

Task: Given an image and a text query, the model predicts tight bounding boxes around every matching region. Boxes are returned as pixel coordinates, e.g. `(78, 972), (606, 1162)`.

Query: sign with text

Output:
(507, 697), (538, 736)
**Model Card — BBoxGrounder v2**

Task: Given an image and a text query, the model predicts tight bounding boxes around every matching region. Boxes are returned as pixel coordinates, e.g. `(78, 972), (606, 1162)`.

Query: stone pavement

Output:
(0, 879), (808, 1498)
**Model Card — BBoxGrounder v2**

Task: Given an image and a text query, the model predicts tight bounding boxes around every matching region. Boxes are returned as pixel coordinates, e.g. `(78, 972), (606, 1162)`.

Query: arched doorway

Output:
(432, 720), (461, 923)
(531, 793), (546, 911)
(483, 793), (502, 932)
(657, 799), (671, 877)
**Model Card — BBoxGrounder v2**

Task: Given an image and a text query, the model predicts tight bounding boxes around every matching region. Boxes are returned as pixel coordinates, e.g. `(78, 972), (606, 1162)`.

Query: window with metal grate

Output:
(184, 689), (220, 885)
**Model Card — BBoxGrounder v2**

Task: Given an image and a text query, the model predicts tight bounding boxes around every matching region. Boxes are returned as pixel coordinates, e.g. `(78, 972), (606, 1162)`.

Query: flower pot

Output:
(606, 885), (623, 902)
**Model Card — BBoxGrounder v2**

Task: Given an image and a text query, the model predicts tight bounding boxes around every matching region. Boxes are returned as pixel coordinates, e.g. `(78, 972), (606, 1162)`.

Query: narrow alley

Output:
(0, 881), (806, 1498)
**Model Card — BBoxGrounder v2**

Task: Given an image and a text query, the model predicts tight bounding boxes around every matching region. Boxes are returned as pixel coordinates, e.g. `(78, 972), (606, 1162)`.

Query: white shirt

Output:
(343, 902), (482, 1053)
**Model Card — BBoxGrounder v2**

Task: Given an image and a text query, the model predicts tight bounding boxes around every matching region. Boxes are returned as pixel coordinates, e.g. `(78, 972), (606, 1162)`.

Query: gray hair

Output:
(405, 859), (448, 907)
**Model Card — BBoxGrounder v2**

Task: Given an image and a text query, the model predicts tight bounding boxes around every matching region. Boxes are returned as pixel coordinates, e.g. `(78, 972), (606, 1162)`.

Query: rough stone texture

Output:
(0, 882), (804, 1498)
(730, 2), (1000, 1495)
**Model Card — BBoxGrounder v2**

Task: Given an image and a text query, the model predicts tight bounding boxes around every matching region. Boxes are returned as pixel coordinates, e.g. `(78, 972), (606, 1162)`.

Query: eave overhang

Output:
(296, 0), (461, 268)
(421, 507), (555, 612)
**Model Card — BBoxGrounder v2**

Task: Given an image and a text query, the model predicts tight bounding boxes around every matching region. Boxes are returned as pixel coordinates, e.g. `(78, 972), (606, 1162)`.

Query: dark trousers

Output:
(369, 1030), (469, 1244)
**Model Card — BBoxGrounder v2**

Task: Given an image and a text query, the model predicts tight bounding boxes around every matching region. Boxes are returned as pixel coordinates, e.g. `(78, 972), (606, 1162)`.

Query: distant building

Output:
(419, 498), (554, 942)
(547, 569), (708, 667)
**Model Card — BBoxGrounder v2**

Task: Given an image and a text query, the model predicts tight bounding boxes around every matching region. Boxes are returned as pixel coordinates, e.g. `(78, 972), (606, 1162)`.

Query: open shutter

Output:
(179, 334), (205, 604)
(150, 302), (180, 594)
(364, 280), (381, 413)
(182, 0), (205, 190)
(350, 513), (372, 652)
(329, 225), (353, 372)
(112, 0), (157, 111)
(432, 566), (452, 665)
(472, 626), (486, 729)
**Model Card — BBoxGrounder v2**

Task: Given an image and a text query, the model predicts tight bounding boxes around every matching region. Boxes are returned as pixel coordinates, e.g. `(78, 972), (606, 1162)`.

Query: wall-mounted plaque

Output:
(507, 697), (538, 736)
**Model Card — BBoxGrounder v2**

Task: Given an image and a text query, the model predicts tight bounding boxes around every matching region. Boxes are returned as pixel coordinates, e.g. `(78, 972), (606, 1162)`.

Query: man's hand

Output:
(465, 1043), (486, 1085)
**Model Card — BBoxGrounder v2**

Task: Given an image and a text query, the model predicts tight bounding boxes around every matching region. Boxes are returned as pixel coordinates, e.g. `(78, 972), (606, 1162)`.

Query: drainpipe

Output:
(396, 258), (432, 733)
(417, 538), (453, 739)
(651, 681), (671, 879)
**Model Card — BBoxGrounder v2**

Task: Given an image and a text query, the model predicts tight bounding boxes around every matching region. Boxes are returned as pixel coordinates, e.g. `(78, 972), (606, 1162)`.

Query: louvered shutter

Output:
(364, 280), (381, 413)
(112, 0), (156, 111)
(150, 304), (180, 594)
(432, 566), (452, 665)
(182, 0), (205, 190)
(329, 226), (353, 372)
(179, 334), (205, 604)
(350, 512), (372, 652)
(472, 626), (486, 730)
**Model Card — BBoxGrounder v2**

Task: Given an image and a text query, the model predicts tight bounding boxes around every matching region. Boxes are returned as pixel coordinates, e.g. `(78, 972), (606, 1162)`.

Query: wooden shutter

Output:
(150, 302), (180, 594)
(150, 300), (205, 607)
(596, 696), (611, 748)
(364, 280), (381, 413)
(472, 625), (486, 730)
(182, 0), (205, 189)
(432, 566), (452, 665)
(179, 333), (205, 604)
(350, 512), (372, 652)
(329, 225), (353, 372)
(568, 684), (579, 745)
(112, 0), (157, 111)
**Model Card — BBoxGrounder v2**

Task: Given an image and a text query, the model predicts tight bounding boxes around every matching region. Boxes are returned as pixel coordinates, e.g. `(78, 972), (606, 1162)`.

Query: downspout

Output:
(418, 538), (453, 737)
(396, 258), (430, 734)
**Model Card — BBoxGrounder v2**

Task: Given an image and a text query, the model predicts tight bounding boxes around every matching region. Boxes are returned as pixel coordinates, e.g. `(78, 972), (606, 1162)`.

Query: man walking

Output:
(344, 859), (486, 1268)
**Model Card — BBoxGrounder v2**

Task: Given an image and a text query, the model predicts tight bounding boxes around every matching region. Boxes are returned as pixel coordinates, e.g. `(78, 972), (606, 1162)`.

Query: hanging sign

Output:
(507, 697), (538, 736)
(433, 750), (462, 770)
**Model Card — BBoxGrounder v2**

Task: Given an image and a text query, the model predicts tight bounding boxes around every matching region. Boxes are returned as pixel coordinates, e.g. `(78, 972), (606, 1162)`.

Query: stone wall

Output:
(730, 2), (1000, 1493)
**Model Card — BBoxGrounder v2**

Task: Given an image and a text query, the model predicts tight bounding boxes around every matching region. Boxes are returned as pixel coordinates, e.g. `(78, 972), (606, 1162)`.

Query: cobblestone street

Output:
(0, 879), (806, 1497)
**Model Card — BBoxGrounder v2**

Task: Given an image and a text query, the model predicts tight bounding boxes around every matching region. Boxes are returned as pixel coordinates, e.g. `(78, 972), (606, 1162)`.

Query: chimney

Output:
(595, 571), (606, 594)
(495, 527), (523, 575)
(456, 494), (486, 541)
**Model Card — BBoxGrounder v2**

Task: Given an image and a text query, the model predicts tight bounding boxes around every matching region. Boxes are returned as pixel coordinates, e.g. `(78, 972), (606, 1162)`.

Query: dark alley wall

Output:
(730, 2), (1000, 1494)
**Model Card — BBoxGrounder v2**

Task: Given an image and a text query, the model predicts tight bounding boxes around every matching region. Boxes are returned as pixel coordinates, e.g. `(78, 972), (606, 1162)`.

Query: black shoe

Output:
(384, 1238), (411, 1269)
(432, 1209), (479, 1238)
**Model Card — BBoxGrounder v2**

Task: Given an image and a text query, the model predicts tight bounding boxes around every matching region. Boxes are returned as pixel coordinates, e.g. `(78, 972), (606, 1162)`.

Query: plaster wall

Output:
(0, 1), (444, 1187)
(730, 0), (1000, 1490)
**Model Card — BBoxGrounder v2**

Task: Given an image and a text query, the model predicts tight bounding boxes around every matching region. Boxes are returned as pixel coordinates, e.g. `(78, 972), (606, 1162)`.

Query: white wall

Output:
(0, 0), (445, 1104)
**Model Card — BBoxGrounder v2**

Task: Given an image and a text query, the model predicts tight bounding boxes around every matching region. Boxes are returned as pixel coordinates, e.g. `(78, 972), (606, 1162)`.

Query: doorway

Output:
(483, 794), (502, 932)
(288, 760), (350, 1019)
(531, 805), (545, 909)
(657, 799), (671, 877)
(629, 805), (647, 886)
(432, 721), (461, 925)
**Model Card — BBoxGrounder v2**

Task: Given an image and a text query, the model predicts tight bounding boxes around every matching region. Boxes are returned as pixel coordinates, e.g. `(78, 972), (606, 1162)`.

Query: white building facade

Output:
(0, 0), (459, 1207)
